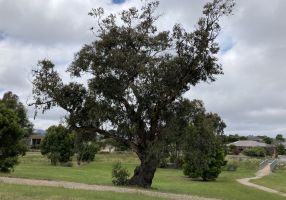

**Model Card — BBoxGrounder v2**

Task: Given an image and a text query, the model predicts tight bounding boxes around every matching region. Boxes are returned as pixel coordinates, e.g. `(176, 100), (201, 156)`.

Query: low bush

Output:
(77, 143), (99, 164)
(242, 147), (266, 157)
(228, 144), (239, 155)
(112, 162), (130, 186)
(60, 161), (73, 167)
(276, 144), (286, 155)
(223, 160), (238, 171)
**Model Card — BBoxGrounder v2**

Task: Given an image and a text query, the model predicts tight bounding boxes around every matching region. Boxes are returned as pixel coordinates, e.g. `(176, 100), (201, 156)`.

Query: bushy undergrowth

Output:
(223, 159), (238, 171)
(242, 147), (266, 157)
(112, 162), (130, 186)
(224, 156), (261, 171)
(77, 143), (99, 164)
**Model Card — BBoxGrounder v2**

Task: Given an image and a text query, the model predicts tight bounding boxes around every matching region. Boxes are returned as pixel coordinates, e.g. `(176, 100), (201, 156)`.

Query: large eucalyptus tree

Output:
(31, 0), (234, 187)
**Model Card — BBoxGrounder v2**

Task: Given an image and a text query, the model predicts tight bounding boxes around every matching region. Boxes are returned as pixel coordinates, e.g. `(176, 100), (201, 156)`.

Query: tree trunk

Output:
(128, 152), (159, 188)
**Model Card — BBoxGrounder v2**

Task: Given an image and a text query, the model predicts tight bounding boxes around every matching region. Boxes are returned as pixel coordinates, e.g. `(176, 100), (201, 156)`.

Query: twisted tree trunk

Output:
(128, 150), (159, 188)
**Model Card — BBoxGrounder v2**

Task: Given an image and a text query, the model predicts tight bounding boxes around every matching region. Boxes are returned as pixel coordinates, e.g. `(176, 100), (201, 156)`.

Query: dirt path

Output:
(237, 163), (286, 197)
(0, 176), (219, 200)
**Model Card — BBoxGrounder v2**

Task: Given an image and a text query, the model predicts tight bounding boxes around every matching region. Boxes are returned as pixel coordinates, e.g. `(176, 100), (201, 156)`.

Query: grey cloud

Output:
(1, 0), (286, 137)
(185, 0), (286, 136)
(0, 0), (117, 45)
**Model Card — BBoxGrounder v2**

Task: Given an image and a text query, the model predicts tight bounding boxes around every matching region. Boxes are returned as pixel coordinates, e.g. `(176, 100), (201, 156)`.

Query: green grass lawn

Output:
(0, 183), (166, 200)
(1, 152), (286, 200)
(251, 165), (286, 193)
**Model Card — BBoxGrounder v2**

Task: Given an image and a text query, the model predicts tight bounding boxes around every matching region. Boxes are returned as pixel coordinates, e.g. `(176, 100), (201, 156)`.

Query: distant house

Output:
(29, 134), (45, 148)
(100, 144), (115, 153)
(227, 140), (269, 154)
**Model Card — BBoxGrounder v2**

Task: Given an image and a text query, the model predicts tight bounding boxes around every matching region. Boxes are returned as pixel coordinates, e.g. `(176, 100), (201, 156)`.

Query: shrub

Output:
(40, 125), (74, 165)
(228, 144), (238, 155)
(242, 147), (266, 157)
(224, 160), (238, 171)
(60, 161), (73, 167)
(112, 162), (130, 186)
(158, 158), (168, 168)
(77, 142), (99, 163)
(276, 144), (286, 155)
(183, 149), (227, 181)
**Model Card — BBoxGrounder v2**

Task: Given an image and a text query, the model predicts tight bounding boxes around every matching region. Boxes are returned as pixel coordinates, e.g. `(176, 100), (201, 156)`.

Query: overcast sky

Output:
(0, 0), (285, 137)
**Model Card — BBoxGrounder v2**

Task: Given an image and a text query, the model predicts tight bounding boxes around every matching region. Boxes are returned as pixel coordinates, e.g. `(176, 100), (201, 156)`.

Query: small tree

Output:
(276, 144), (285, 155)
(276, 134), (285, 142)
(0, 103), (26, 172)
(112, 162), (130, 186)
(77, 142), (99, 164)
(183, 112), (226, 181)
(41, 125), (74, 165)
(262, 136), (273, 145)
(74, 130), (99, 165)
(1, 92), (33, 137)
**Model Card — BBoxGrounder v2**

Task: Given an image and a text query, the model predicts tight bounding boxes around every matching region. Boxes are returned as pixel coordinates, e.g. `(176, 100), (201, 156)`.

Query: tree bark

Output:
(128, 151), (159, 188)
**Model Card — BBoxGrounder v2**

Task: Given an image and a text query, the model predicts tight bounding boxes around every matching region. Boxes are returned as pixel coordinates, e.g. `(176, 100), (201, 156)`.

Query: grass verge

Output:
(1, 152), (286, 200)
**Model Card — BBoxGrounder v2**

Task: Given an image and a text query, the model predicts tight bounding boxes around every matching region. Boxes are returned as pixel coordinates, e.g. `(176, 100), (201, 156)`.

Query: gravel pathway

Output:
(237, 164), (286, 197)
(0, 176), (219, 200)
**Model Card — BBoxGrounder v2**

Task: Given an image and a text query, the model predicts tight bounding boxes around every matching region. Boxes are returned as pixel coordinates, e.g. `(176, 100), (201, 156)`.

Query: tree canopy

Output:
(1, 91), (33, 137)
(0, 92), (31, 172)
(0, 102), (26, 172)
(276, 134), (284, 142)
(31, 0), (234, 187)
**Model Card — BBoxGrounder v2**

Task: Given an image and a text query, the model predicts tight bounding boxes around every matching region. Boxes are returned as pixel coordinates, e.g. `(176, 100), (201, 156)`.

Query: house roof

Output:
(30, 134), (45, 139)
(227, 140), (268, 147)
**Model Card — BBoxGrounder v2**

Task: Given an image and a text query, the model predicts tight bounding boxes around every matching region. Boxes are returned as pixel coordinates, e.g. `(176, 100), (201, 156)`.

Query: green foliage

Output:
(31, 0), (234, 187)
(77, 142), (99, 163)
(228, 144), (238, 155)
(0, 103), (26, 172)
(158, 158), (168, 168)
(160, 99), (206, 169)
(40, 125), (74, 165)
(276, 144), (285, 155)
(1, 92), (33, 137)
(262, 136), (273, 144)
(276, 134), (285, 142)
(223, 159), (238, 171)
(74, 130), (99, 164)
(184, 148), (226, 181)
(111, 162), (130, 186)
(242, 147), (266, 157)
(183, 112), (226, 181)
(223, 134), (247, 144)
